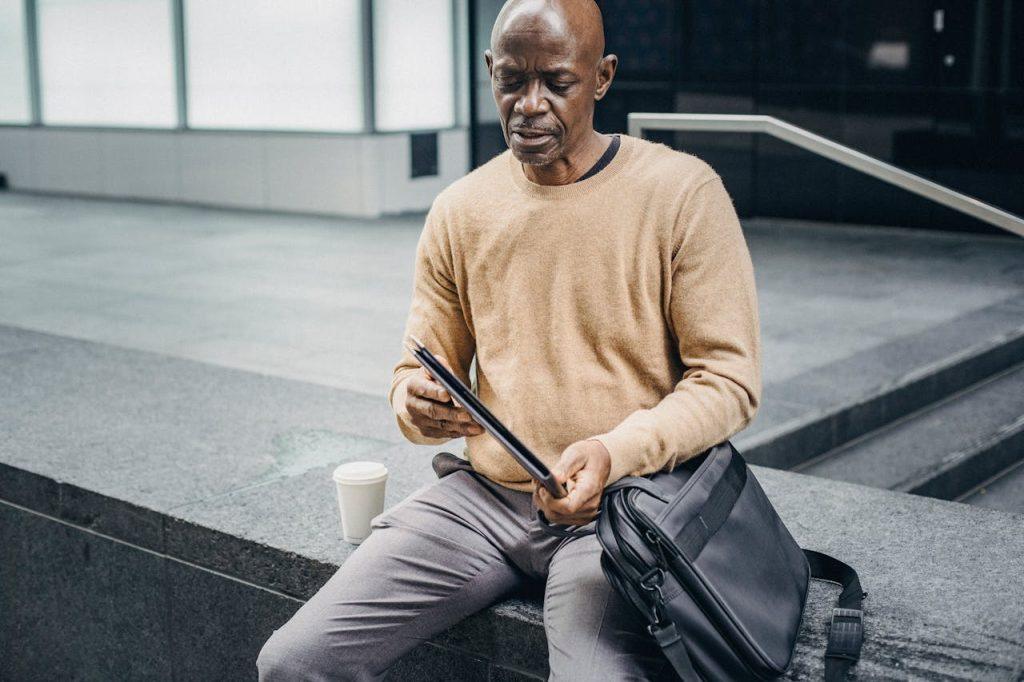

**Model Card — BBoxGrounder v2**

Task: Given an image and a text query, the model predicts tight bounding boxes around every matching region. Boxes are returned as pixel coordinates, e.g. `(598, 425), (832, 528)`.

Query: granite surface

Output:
(2, 323), (1024, 675)
(801, 364), (1024, 496)
(1, 502), (174, 681)
(966, 463), (1024, 514)
(735, 295), (1024, 468)
(2, 214), (1024, 677)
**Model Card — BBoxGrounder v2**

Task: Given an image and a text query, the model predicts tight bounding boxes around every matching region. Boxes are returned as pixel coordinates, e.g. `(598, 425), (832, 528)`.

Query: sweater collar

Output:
(507, 133), (637, 200)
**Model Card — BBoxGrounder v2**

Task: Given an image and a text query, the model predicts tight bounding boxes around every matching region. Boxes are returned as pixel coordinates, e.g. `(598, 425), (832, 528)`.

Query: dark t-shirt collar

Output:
(574, 134), (621, 183)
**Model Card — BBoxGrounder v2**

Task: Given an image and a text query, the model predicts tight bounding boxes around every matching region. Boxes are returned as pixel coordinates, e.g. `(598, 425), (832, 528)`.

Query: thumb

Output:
(433, 355), (461, 408)
(553, 447), (586, 483)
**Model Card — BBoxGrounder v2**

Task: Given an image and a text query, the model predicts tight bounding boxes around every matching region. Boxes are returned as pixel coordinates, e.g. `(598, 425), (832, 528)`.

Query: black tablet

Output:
(405, 336), (568, 499)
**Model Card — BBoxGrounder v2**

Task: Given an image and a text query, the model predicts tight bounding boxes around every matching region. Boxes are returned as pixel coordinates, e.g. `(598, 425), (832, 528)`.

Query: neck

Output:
(522, 130), (609, 186)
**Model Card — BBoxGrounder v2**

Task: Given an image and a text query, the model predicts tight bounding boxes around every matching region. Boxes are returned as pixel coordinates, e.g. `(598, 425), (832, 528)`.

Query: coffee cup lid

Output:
(333, 461), (388, 485)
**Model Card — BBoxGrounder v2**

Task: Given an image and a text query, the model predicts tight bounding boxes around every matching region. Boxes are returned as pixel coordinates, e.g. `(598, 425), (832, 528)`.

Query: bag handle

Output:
(535, 476), (671, 539)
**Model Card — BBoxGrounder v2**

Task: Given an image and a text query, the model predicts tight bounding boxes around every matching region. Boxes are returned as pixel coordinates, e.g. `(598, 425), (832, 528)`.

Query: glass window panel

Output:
(0, 0), (31, 123)
(185, 0), (363, 132)
(38, 0), (177, 127)
(373, 0), (454, 131)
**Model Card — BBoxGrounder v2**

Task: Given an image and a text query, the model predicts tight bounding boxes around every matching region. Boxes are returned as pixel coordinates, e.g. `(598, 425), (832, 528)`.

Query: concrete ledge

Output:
(4, 324), (1024, 679)
(5, 458), (1024, 680)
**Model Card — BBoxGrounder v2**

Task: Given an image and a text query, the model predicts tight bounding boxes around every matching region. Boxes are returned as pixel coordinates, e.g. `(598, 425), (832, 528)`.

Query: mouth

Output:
(511, 128), (556, 148)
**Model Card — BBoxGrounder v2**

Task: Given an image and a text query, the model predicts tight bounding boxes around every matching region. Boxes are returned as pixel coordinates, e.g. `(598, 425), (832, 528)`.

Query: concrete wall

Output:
(0, 126), (470, 218)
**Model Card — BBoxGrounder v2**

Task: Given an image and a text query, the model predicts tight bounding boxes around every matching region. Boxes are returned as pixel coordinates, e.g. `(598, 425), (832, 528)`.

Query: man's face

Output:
(486, 21), (596, 166)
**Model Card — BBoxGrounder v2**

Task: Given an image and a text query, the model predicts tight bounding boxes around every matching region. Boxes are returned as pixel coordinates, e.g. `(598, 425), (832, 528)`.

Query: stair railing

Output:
(627, 113), (1024, 238)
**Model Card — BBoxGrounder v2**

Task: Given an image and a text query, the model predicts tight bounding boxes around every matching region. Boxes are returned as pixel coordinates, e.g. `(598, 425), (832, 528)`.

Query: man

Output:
(256, 0), (760, 679)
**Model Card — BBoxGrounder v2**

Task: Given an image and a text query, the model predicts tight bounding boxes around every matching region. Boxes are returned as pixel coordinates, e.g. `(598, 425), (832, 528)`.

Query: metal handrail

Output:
(628, 113), (1024, 238)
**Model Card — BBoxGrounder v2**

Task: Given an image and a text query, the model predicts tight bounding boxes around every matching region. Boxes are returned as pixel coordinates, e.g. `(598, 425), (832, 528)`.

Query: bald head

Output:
(485, 0), (617, 172)
(491, 0), (605, 68)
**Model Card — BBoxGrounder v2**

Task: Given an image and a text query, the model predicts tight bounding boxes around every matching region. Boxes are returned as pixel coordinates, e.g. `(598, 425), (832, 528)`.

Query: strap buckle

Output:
(646, 620), (680, 646)
(826, 608), (864, 660)
(639, 567), (666, 612)
(639, 568), (665, 591)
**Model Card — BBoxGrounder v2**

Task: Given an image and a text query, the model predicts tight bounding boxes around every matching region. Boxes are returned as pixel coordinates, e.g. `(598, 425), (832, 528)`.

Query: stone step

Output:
(795, 363), (1024, 501)
(737, 295), (1024, 470)
(959, 460), (1024, 514)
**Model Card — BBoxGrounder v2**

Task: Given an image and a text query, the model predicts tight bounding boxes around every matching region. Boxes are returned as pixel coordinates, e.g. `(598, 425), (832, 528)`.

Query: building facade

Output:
(470, 0), (1024, 234)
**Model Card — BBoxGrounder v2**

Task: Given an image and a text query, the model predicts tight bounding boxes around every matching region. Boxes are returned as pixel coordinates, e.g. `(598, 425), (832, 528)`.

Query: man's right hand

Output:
(404, 355), (485, 439)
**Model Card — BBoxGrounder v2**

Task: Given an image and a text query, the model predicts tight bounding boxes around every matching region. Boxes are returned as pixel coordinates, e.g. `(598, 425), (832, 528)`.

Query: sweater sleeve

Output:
(387, 199), (476, 445)
(590, 175), (762, 484)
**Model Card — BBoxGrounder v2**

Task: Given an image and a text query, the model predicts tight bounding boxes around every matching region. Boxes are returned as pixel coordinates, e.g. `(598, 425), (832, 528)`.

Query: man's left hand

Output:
(534, 439), (612, 526)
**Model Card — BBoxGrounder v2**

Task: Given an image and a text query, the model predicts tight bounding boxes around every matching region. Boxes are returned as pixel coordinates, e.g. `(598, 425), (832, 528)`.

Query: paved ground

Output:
(2, 193), (1023, 400)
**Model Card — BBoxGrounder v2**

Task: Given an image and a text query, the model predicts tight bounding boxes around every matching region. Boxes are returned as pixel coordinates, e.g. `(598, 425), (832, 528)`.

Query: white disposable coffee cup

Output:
(332, 461), (388, 545)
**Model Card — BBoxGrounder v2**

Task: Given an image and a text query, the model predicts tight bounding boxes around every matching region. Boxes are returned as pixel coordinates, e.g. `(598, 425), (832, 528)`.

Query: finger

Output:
(433, 402), (480, 427)
(568, 476), (600, 503)
(566, 449), (589, 476)
(552, 448), (588, 483)
(419, 420), (461, 439)
(553, 494), (602, 523)
(549, 476), (603, 516)
(409, 373), (451, 404)
(421, 419), (482, 439)
(453, 407), (480, 426)
(544, 489), (584, 516)
(408, 395), (473, 426)
(441, 418), (482, 436)
(405, 376), (477, 425)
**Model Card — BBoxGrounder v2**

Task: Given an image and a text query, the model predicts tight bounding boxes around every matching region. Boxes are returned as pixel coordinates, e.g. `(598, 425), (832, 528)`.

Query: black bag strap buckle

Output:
(646, 619), (677, 642)
(638, 567), (664, 591)
(826, 608), (864, 661)
(638, 567), (666, 614)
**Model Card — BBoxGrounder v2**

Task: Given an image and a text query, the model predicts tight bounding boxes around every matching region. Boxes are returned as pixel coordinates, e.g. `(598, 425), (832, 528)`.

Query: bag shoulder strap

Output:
(649, 621), (700, 681)
(804, 550), (866, 682)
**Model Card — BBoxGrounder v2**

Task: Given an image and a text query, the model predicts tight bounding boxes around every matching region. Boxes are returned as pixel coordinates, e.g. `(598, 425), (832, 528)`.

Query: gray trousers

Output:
(255, 466), (673, 681)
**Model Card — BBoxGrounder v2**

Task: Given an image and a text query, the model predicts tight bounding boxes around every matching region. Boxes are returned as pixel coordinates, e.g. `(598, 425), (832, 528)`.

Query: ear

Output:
(594, 54), (618, 101)
(484, 49), (494, 78)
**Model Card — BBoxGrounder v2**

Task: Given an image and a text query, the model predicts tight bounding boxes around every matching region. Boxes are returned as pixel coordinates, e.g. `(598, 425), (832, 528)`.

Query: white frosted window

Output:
(0, 0), (31, 123)
(38, 0), (177, 127)
(185, 0), (363, 131)
(373, 0), (455, 131)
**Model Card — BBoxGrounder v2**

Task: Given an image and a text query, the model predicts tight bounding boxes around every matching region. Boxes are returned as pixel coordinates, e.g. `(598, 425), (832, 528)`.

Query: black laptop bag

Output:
(538, 441), (865, 681)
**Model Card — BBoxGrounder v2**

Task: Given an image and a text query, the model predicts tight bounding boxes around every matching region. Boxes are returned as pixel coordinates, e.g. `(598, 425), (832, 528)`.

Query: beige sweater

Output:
(388, 133), (761, 492)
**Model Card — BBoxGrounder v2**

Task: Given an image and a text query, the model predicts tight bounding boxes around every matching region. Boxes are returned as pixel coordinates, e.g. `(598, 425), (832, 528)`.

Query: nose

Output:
(515, 79), (550, 118)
